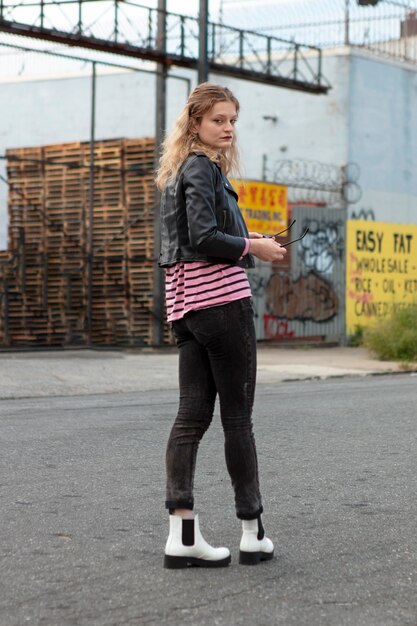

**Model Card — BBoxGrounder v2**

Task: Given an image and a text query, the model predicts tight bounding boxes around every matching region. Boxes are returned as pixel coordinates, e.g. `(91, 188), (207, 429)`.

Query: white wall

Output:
(1, 47), (417, 249)
(219, 53), (350, 180)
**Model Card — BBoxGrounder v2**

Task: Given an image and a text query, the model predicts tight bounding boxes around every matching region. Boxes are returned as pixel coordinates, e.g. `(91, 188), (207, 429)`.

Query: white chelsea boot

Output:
(239, 516), (274, 565)
(164, 514), (231, 569)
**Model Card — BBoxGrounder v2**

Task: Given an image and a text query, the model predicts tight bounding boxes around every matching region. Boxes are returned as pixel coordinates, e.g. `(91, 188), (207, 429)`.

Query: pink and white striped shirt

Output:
(165, 261), (252, 322)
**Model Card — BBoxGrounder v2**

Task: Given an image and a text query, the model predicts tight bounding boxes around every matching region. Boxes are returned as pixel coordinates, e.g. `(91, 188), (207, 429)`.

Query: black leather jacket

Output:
(158, 153), (255, 269)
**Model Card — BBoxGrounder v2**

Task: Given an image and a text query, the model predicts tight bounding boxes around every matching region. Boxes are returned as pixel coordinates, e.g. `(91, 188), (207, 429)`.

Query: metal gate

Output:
(248, 205), (346, 344)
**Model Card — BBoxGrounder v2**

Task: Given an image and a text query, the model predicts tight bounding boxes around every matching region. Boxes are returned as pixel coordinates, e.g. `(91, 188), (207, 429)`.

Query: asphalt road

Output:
(1, 374), (416, 626)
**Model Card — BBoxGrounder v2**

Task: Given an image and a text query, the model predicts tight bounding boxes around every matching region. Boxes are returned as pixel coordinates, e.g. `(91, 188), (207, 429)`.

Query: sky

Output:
(169, 0), (417, 24)
(162, 0), (417, 51)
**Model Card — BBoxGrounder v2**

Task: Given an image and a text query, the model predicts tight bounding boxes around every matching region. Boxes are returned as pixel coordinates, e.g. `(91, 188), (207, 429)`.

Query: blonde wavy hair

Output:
(155, 82), (241, 190)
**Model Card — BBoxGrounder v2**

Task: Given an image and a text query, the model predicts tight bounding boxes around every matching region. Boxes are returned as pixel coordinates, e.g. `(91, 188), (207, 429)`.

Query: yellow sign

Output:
(346, 220), (417, 334)
(230, 179), (288, 234)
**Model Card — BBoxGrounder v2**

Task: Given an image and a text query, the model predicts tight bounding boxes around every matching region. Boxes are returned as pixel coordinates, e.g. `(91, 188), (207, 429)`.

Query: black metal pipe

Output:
(239, 30), (244, 69)
(18, 227), (26, 294)
(198, 0), (209, 83)
(114, 0), (118, 42)
(87, 61), (96, 346)
(148, 7), (152, 47)
(317, 48), (323, 86)
(41, 251), (48, 309)
(266, 36), (272, 74)
(180, 15), (185, 56)
(78, 0), (83, 34)
(2, 282), (9, 346)
(152, 0), (167, 346)
(345, 0), (350, 46)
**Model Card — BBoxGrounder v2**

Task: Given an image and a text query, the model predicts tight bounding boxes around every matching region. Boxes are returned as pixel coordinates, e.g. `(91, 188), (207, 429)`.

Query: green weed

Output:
(347, 324), (364, 347)
(364, 304), (417, 362)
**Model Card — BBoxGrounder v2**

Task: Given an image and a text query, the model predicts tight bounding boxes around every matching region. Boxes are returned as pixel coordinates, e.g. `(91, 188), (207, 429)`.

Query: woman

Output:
(156, 82), (286, 569)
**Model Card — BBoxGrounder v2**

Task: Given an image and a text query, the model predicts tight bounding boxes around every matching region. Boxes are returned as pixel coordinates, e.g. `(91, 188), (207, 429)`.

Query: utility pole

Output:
(198, 0), (209, 83)
(152, 0), (167, 346)
(87, 61), (96, 346)
(345, 0), (350, 45)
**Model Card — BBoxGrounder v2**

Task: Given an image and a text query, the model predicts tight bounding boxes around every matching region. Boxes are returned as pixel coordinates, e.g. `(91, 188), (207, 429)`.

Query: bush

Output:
(347, 324), (364, 347)
(364, 304), (417, 362)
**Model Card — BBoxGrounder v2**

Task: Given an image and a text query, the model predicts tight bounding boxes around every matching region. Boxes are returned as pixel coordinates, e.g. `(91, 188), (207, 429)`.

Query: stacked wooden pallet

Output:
(1, 137), (170, 347)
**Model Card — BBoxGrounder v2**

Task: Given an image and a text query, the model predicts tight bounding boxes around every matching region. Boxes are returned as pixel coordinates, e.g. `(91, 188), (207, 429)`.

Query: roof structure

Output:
(0, 0), (330, 93)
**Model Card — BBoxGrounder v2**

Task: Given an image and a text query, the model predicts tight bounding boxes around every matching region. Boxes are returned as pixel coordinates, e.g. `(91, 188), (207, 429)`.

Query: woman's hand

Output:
(248, 237), (287, 262)
(248, 232), (264, 239)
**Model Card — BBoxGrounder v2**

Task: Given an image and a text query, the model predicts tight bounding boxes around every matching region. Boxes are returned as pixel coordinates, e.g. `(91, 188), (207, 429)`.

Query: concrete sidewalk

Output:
(0, 345), (411, 399)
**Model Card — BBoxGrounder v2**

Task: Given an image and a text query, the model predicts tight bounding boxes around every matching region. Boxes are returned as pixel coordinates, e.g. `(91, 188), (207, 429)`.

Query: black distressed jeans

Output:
(165, 298), (263, 520)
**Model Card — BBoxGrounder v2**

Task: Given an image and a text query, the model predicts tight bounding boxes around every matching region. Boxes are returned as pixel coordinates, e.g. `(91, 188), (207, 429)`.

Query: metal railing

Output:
(0, 0), (329, 92)
(244, 1), (417, 64)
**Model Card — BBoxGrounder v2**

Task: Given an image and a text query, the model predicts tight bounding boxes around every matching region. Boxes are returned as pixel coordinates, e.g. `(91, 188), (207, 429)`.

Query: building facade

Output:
(1, 45), (416, 345)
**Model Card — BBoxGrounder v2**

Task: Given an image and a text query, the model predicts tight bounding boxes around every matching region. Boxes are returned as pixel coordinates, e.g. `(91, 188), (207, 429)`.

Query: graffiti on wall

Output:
(265, 271), (339, 322)
(297, 218), (344, 275)
(247, 270), (267, 321)
(248, 212), (345, 341)
(248, 269), (296, 339)
(350, 207), (376, 221)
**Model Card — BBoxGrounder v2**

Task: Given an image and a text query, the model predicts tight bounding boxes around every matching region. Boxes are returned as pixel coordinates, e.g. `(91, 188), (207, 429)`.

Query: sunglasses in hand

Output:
(265, 219), (309, 246)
